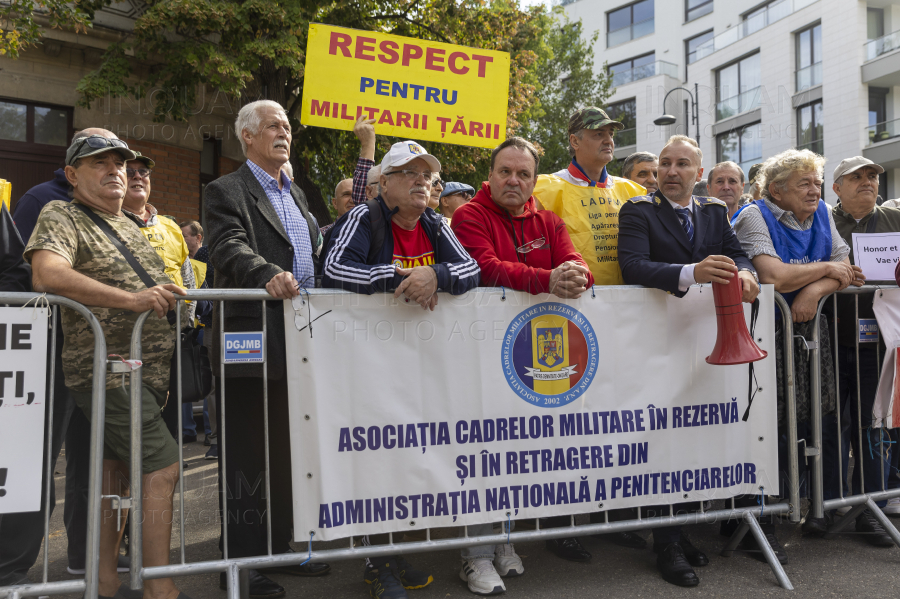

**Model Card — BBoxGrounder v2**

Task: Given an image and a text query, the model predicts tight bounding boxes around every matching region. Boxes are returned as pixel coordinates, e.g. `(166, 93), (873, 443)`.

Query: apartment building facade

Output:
(564, 0), (900, 201)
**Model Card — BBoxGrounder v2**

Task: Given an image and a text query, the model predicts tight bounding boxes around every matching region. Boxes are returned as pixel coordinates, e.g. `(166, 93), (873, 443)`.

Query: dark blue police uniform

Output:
(618, 191), (753, 296)
(616, 190), (756, 587)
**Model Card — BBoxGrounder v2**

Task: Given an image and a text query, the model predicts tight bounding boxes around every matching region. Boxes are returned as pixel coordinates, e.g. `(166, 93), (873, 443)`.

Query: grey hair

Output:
(367, 165), (381, 185)
(707, 161), (745, 185)
(835, 175), (844, 186)
(757, 149), (826, 201)
(623, 152), (657, 179)
(568, 129), (584, 158)
(282, 160), (294, 180)
(664, 134), (703, 163)
(235, 100), (288, 156)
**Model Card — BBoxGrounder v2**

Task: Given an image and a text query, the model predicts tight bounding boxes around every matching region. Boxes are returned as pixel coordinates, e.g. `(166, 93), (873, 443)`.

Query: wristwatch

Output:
(739, 268), (759, 284)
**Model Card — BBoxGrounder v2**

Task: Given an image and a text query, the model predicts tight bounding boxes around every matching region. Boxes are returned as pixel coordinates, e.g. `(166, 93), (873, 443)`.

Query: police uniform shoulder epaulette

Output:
(626, 194), (655, 204)
(695, 196), (727, 208)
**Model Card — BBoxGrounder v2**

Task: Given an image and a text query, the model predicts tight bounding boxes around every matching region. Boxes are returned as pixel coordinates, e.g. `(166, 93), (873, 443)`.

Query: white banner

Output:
(0, 307), (49, 513)
(285, 286), (778, 540)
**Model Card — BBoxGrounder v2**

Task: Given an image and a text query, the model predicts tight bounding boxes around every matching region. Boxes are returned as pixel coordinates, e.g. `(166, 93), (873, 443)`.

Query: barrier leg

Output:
(720, 520), (750, 557)
(824, 502), (867, 538)
(864, 498), (900, 547)
(743, 512), (793, 591)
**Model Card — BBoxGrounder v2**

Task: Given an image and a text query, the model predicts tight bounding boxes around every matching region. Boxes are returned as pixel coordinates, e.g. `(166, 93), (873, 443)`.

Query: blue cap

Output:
(440, 182), (475, 199)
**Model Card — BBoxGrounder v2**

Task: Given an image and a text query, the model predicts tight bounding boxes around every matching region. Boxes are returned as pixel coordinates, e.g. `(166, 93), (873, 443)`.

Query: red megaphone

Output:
(705, 274), (767, 365)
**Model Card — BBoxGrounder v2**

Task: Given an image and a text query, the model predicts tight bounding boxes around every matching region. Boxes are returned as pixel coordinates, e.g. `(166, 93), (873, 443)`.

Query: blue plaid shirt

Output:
(247, 159), (315, 288)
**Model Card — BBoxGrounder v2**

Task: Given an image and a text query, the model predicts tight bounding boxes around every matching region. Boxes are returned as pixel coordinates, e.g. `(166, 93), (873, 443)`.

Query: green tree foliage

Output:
(0, 0), (106, 58)
(64, 1), (610, 222)
(515, 11), (614, 176)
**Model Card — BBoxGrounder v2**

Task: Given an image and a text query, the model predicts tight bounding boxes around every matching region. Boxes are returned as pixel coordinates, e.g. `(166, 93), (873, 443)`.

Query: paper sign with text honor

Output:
(301, 24), (510, 149)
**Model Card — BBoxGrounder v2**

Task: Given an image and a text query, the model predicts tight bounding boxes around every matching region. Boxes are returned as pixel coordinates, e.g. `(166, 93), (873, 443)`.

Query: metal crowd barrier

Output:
(0, 293), (108, 599)
(119, 287), (802, 597)
(808, 285), (900, 545)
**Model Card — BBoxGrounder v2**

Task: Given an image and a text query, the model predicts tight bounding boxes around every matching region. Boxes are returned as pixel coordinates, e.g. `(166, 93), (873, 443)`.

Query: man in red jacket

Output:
(452, 136), (594, 296)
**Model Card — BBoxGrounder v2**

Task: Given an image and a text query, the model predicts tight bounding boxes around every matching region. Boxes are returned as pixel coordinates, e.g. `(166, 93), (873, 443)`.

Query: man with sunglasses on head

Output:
(321, 140), (478, 599)
(1, 129), (134, 590)
(24, 132), (192, 599)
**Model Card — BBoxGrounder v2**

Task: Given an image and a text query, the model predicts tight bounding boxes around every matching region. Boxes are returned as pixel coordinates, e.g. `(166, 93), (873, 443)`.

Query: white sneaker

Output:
(493, 543), (524, 577)
(460, 558), (506, 595)
(884, 497), (900, 516)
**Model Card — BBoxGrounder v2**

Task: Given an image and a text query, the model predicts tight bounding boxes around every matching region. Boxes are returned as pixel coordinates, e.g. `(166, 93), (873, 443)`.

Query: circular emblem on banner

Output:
(501, 303), (599, 408)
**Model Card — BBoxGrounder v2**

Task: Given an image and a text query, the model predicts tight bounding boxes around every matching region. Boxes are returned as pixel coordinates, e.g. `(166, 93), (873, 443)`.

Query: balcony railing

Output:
(865, 30), (900, 61)
(608, 18), (654, 47)
(693, 0), (818, 61)
(795, 62), (822, 92)
(866, 119), (900, 146)
(617, 128), (636, 147)
(611, 60), (679, 87)
(716, 86), (762, 121)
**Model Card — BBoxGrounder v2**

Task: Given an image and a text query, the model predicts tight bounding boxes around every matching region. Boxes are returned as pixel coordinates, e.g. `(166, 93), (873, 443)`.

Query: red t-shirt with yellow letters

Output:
(391, 221), (435, 268)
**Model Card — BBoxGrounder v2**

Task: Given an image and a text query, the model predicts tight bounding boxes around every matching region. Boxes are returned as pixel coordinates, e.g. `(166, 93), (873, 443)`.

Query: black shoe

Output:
(653, 536), (708, 568)
(857, 510), (895, 547)
(678, 534), (708, 567)
(545, 537), (591, 562)
(656, 543), (699, 587)
(368, 558), (409, 599)
(600, 530), (647, 549)
(263, 549), (331, 576)
(204, 434), (212, 446)
(801, 515), (829, 536)
(740, 529), (788, 565)
(205, 444), (219, 460)
(182, 434), (197, 444)
(218, 570), (285, 598)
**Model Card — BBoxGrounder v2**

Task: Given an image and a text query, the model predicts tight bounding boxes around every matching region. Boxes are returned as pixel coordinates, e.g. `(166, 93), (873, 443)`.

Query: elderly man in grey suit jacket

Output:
(206, 100), (329, 597)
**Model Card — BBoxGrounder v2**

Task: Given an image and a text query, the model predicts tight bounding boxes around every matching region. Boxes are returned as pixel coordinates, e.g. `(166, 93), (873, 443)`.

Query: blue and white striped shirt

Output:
(247, 159), (315, 287)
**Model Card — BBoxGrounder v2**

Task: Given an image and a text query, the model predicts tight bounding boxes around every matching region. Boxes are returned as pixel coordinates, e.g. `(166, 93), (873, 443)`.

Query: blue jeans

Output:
(460, 521), (513, 560)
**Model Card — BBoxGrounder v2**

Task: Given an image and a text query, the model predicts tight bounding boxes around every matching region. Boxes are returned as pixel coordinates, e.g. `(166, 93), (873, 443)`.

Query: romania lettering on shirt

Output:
(391, 221), (435, 268)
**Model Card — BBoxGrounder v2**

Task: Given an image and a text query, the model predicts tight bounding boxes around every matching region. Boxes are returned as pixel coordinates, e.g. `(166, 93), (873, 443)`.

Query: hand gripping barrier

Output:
(0, 293), (108, 599)
(808, 285), (900, 545)
(121, 287), (801, 596)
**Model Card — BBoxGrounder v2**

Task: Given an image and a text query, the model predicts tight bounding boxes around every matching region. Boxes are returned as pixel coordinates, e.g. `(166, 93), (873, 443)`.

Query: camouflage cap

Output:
(568, 107), (625, 136)
(130, 151), (156, 169)
(747, 163), (764, 184)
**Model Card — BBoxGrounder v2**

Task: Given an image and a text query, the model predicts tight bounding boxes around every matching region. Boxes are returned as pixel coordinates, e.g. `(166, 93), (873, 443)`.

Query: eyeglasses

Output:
(386, 169), (434, 182)
(516, 236), (546, 254)
(433, 179), (444, 187)
(126, 167), (151, 179)
(73, 135), (129, 156)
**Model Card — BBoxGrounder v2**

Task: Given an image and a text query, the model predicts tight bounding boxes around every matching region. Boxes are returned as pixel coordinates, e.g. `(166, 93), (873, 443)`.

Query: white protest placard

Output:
(0, 307), (49, 513)
(284, 286), (779, 540)
(852, 232), (900, 280)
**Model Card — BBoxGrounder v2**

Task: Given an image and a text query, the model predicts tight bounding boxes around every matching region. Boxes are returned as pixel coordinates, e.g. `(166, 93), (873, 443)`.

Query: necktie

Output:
(674, 206), (694, 244)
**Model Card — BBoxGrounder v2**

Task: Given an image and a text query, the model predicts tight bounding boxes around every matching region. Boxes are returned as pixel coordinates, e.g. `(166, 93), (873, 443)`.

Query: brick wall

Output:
(124, 138), (202, 222)
(219, 156), (242, 176)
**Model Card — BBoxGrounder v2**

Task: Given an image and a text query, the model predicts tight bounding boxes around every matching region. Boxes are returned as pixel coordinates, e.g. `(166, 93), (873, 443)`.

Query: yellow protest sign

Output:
(0, 180), (10, 211)
(301, 24), (510, 149)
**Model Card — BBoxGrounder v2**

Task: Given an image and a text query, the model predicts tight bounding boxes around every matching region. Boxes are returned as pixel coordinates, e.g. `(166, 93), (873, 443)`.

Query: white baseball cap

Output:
(380, 141), (441, 174)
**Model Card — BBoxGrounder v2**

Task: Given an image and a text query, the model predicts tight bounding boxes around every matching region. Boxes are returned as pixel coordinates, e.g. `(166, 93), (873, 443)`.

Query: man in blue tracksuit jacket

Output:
(320, 141), (478, 599)
(322, 140), (479, 306)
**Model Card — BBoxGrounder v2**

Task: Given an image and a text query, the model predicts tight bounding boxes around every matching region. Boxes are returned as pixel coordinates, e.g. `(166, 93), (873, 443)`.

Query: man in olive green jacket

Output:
(831, 156), (900, 545)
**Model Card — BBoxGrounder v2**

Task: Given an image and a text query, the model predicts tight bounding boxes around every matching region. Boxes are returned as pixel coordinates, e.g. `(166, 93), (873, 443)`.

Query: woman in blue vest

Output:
(733, 149), (865, 550)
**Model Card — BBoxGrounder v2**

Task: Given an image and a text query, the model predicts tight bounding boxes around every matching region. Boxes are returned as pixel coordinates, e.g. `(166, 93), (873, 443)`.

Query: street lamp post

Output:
(653, 83), (700, 143)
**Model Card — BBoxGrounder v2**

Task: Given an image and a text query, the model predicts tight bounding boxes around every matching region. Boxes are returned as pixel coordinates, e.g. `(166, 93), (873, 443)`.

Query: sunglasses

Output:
(516, 236), (546, 254)
(73, 135), (129, 155)
(126, 167), (151, 179)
